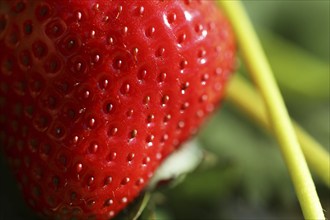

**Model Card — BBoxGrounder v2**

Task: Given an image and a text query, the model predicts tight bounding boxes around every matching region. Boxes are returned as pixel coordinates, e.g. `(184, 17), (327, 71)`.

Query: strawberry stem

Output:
(219, 1), (325, 219)
(226, 74), (330, 187)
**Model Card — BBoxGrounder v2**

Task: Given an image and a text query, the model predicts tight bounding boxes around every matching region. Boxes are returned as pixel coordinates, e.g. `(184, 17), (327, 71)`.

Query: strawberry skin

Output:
(0, 0), (235, 219)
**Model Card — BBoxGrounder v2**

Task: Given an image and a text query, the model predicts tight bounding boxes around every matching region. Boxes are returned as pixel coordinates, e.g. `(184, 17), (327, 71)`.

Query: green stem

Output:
(226, 74), (330, 187)
(219, 1), (325, 219)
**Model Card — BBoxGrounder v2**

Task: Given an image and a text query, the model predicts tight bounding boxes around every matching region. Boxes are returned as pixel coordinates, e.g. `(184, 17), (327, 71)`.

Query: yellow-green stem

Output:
(219, 1), (325, 219)
(226, 74), (330, 187)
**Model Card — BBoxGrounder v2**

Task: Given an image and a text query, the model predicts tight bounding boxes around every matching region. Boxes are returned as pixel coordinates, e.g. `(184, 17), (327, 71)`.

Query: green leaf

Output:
(259, 30), (329, 101)
(198, 106), (296, 206)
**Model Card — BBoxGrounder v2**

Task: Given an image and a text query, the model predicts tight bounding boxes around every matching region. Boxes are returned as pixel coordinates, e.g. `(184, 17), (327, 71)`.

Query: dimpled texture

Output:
(0, 0), (235, 219)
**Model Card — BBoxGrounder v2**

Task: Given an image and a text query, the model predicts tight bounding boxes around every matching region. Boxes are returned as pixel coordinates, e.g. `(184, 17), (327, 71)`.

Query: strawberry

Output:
(0, 0), (235, 219)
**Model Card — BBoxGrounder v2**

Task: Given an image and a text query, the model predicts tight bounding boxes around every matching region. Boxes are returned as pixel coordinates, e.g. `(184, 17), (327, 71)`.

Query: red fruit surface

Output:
(0, 0), (235, 219)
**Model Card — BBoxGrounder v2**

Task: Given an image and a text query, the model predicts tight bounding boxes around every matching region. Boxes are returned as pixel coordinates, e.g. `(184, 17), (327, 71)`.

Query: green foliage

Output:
(260, 30), (329, 102)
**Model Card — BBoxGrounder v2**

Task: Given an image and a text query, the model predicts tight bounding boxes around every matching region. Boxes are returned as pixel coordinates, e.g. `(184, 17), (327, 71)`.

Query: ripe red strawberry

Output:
(0, 0), (235, 219)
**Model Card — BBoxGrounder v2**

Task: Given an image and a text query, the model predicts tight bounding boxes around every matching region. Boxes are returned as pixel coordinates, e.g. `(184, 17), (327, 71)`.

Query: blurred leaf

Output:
(259, 30), (329, 102)
(242, 1), (281, 27)
(198, 106), (296, 206)
(270, 1), (330, 61)
(295, 103), (330, 152)
(244, 1), (330, 60)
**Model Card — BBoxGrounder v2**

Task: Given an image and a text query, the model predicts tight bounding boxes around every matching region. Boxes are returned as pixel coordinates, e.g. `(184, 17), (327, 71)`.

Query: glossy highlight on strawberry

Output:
(0, 0), (235, 219)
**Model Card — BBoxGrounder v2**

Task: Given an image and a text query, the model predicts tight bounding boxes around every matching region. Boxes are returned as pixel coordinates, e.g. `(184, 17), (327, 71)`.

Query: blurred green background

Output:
(0, 1), (329, 219)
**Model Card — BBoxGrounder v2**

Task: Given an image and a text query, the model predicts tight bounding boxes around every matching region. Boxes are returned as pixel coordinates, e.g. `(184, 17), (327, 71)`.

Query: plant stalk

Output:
(219, 1), (325, 219)
(226, 74), (330, 187)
